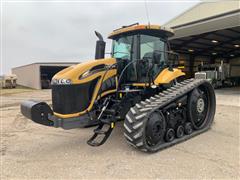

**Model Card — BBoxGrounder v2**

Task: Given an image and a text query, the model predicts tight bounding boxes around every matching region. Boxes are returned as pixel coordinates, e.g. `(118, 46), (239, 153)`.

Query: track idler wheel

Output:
(123, 109), (167, 152)
(176, 125), (184, 138)
(145, 111), (166, 146)
(165, 128), (175, 142)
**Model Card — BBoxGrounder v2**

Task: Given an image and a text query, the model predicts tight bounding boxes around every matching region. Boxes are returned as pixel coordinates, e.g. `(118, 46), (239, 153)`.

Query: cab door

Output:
(137, 34), (166, 83)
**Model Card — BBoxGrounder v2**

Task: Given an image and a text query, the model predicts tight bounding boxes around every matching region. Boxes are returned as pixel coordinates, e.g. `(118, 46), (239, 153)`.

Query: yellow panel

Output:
(97, 89), (116, 99)
(53, 112), (83, 118)
(132, 83), (151, 87)
(108, 24), (173, 38)
(154, 68), (185, 85)
(53, 58), (116, 84)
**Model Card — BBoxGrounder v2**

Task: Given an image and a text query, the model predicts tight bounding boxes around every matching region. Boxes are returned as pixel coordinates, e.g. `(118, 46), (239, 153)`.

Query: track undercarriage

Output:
(87, 78), (215, 152)
(123, 78), (216, 152)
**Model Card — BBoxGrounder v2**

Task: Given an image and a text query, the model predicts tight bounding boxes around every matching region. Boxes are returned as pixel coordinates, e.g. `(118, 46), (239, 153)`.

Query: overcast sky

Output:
(1, 0), (200, 74)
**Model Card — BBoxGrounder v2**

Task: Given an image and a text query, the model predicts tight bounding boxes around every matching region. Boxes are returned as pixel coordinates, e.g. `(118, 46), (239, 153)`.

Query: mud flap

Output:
(21, 100), (54, 126)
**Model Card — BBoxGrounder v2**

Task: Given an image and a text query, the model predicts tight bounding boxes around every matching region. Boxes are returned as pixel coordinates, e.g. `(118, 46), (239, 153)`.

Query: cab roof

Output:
(108, 24), (174, 39)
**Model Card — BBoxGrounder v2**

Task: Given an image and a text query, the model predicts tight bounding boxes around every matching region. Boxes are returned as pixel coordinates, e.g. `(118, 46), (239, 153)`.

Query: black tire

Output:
(187, 81), (216, 130)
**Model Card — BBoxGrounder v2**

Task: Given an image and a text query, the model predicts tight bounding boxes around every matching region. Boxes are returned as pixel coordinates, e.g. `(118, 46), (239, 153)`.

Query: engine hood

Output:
(52, 58), (116, 84)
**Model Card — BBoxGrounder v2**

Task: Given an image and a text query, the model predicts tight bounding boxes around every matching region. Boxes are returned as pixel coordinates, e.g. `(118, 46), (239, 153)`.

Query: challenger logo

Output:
(51, 79), (72, 85)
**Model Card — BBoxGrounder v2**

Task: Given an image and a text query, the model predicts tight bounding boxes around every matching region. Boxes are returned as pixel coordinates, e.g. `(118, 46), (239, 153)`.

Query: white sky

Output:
(1, 0), (200, 74)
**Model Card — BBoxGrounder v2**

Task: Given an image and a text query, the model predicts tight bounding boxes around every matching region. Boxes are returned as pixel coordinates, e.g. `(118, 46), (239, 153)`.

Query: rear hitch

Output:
(21, 100), (54, 126)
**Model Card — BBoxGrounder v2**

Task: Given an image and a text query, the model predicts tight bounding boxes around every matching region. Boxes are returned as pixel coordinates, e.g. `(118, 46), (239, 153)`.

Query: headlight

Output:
(51, 79), (72, 85)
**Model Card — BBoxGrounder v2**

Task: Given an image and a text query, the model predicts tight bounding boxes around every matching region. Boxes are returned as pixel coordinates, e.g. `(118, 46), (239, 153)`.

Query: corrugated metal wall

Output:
(12, 64), (41, 89)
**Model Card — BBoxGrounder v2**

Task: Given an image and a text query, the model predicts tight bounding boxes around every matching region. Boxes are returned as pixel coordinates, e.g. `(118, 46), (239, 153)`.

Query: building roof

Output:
(165, 1), (240, 29)
(164, 1), (240, 39)
(12, 62), (79, 70)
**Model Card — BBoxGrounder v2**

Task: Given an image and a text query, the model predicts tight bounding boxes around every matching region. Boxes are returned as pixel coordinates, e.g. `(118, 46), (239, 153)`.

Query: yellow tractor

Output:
(21, 24), (216, 152)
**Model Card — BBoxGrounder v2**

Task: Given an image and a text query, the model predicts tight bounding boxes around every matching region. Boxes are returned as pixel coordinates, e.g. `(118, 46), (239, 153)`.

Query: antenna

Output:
(144, 0), (151, 26)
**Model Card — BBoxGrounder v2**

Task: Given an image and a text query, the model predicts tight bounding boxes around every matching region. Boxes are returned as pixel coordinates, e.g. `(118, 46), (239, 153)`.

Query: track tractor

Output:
(21, 24), (216, 152)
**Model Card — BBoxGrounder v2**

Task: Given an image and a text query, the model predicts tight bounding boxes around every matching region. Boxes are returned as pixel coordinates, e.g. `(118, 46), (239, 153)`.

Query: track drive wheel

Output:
(187, 81), (216, 130)
(124, 109), (166, 152)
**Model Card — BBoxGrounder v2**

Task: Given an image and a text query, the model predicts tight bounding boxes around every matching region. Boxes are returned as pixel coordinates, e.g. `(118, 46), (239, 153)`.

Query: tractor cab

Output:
(108, 24), (177, 84)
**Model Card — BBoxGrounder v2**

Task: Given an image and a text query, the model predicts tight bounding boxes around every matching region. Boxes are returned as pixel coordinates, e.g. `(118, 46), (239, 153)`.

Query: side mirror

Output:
(168, 52), (178, 65)
(153, 51), (162, 64)
(95, 31), (106, 59)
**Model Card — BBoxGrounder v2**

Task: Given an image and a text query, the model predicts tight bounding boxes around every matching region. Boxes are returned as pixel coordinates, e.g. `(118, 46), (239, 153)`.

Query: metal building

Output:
(12, 62), (78, 89)
(164, 1), (240, 78)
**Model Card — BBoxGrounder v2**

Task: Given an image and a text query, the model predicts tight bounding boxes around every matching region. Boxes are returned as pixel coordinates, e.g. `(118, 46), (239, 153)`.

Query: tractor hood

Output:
(51, 58), (116, 85)
(50, 57), (117, 118)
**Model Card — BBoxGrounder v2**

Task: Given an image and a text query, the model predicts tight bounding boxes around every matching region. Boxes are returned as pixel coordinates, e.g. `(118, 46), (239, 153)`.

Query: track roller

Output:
(165, 129), (175, 142)
(176, 125), (184, 138)
(184, 122), (193, 135)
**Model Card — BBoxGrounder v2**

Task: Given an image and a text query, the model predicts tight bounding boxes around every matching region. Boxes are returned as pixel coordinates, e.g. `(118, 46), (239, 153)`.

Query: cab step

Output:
(87, 122), (115, 147)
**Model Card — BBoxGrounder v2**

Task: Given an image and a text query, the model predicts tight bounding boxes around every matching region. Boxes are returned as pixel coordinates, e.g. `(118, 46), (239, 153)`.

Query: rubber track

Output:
(123, 78), (214, 152)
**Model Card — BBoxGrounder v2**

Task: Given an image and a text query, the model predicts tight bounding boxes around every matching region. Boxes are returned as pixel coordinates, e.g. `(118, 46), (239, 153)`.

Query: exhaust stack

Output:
(95, 31), (106, 59)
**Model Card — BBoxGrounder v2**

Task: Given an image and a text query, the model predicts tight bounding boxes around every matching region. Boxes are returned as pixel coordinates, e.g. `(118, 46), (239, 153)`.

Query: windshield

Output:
(111, 34), (168, 83)
(112, 35), (133, 59)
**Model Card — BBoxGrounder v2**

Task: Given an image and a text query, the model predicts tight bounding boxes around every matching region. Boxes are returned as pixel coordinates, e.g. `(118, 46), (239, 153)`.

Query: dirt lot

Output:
(1, 87), (239, 179)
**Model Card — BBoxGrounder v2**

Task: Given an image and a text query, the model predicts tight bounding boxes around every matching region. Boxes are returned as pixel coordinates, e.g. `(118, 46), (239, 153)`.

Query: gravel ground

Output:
(1, 87), (239, 179)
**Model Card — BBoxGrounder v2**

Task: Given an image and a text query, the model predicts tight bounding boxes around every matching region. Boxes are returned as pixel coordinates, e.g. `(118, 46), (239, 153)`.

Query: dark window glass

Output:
(140, 35), (165, 63)
(138, 35), (166, 81)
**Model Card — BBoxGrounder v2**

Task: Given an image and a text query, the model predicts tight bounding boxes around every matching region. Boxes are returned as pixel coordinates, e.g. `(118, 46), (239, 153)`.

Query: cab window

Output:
(140, 35), (165, 63)
(112, 35), (138, 82)
(138, 35), (166, 82)
(112, 36), (133, 59)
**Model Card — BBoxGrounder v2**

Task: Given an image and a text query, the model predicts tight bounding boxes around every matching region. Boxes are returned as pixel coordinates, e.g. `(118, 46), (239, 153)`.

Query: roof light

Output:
(188, 49), (194, 52)
(212, 52), (217, 55)
(230, 54), (235, 57)
(211, 40), (218, 43)
(234, 44), (239, 48)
